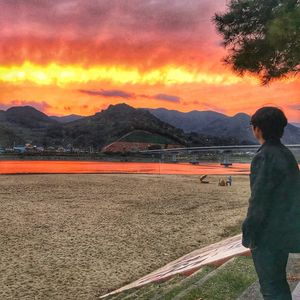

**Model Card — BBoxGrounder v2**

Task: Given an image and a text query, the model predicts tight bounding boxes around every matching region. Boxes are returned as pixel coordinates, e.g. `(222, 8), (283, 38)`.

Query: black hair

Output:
(250, 107), (288, 140)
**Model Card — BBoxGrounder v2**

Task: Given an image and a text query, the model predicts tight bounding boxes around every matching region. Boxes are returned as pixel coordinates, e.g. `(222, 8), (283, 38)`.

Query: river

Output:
(0, 160), (251, 175)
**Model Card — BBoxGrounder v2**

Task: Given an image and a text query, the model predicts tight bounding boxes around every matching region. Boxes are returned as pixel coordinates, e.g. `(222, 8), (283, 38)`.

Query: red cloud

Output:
(0, 1), (226, 72)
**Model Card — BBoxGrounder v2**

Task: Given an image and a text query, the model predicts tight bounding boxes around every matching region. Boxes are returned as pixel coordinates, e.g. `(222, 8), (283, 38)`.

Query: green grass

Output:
(105, 266), (215, 300)
(104, 258), (257, 300)
(182, 256), (257, 300)
(155, 266), (215, 300)
(107, 256), (257, 300)
(121, 130), (175, 144)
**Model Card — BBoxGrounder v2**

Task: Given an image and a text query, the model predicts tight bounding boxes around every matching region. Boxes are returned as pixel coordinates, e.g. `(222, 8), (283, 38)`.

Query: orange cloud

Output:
(0, 78), (299, 122)
(0, 61), (256, 87)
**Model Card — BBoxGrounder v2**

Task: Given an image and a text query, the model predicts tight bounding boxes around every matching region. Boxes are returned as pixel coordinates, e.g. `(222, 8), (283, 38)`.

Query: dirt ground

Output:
(0, 174), (250, 299)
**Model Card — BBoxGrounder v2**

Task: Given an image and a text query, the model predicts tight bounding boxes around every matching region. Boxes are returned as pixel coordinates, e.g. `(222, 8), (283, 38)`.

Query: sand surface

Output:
(0, 174), (250, 299)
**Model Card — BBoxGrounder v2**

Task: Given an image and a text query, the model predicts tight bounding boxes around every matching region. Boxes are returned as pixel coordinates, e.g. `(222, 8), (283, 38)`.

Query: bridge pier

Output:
(188, 154), (199, 165)
(221, 151), (233, 167)
(171, 153), (177, 163)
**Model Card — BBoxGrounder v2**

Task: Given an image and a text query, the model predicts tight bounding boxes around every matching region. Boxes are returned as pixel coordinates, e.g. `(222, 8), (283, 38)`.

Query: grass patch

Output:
(182, 256), (257, 300)
(155, 266), (215, 300)
(121, 130), (175, 144)
(106, 266), (215, 300)
(106, 275), (185, 300)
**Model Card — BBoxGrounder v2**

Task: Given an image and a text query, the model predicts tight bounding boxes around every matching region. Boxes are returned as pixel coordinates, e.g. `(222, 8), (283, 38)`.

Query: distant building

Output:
(25, 143), (34, 150)
(46, 146), (56, 151)
(36, 146), (44, 152)
(57, 146), (66, 152)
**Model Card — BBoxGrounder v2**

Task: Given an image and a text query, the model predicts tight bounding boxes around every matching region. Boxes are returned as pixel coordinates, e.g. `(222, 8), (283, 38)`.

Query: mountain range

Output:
(148, 108), (300, 144)
(0, 104), (186, 148)
(0, 104), (299, 149)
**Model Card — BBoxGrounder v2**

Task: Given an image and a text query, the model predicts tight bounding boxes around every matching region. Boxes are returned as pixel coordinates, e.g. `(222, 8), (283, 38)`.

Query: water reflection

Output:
(0, 161), (251, 175)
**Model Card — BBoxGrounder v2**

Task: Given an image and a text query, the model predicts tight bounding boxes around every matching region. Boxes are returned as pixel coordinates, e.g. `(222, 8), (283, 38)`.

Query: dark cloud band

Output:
(79, 89), (134, 98)
(78, 89), (181, 103)
(154, 94), (181, 103)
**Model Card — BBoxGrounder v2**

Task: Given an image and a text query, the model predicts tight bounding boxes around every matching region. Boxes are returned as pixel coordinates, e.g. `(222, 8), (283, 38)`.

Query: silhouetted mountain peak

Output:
(232, 112), (250, 121)
(105, 103), (135, 113)
(7, 105), (45, 115)
(64, 103), (186, 148)
(5, 105), (56, 128)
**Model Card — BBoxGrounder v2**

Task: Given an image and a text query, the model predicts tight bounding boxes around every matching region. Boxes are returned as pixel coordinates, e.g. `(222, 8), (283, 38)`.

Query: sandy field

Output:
(0, 174), (250, 299)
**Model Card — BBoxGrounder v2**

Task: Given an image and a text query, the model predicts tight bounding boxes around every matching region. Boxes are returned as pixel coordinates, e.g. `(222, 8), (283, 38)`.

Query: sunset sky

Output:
(0, 0), (299, 122)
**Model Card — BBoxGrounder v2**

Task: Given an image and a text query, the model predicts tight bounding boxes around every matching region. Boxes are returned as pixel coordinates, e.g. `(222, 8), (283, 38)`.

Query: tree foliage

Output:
(214, 0), (300, 84)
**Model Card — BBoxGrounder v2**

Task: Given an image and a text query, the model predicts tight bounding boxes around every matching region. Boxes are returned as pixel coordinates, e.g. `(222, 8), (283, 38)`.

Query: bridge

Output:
(140, 144), (300, 167)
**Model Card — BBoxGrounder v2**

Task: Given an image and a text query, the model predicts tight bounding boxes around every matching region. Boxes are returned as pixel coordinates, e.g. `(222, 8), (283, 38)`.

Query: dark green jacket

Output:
(242, 137), (300, 252)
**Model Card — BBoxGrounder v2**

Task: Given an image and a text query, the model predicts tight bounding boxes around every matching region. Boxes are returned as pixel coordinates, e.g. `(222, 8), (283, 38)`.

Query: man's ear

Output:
(253, 126), (260, 134)
(252, 125), (257, 134)
(256, 126), (263, 136)
(252, 125), (261, 140)
(254, 126), (265, 142)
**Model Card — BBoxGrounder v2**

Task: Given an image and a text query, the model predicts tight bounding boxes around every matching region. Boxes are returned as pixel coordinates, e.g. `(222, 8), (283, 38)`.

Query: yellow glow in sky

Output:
(0, 61), (256, 87)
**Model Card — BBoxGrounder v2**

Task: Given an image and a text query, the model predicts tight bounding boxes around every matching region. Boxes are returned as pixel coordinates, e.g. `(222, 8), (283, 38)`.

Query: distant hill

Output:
(148, 108), (227, 133)
(50, 114), (83, 123)
(198, 112), (256, 144)
(0, 104), (186, 149)
(0, 125), (24, 146)
(5, 106), (57, 128)
(0, 106), (58, 147)
(63, 103), (186, 148)
(149, 108), (300, 144)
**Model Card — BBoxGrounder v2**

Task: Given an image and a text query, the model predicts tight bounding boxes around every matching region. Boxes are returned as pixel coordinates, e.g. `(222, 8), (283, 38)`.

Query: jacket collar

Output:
(256, 137), (281, 153)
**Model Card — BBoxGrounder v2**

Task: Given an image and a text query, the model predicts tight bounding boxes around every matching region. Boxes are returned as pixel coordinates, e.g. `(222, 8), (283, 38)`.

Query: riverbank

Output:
(0, 174), (250, 299)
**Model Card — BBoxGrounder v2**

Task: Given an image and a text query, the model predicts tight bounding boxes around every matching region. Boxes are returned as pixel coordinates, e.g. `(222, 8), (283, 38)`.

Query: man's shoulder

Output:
(261, 142), (296, 160)
(258, 141), (287, 158)
(251, 143), (282, 168)
(251, 151), (264, 164)
(257, 142), (298, 172)
(252, 146), (270, 162)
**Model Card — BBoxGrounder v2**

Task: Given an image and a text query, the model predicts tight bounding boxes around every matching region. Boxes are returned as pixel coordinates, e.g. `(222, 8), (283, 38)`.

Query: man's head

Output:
(250, 107), (288, 144)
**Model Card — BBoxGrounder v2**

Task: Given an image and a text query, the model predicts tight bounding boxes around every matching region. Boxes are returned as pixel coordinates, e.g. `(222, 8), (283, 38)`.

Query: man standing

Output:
(242, 107), (300, 299)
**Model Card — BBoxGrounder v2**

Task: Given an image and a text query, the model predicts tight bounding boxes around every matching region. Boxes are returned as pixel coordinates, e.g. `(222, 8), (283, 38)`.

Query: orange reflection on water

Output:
(0, 161), (251, 175)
